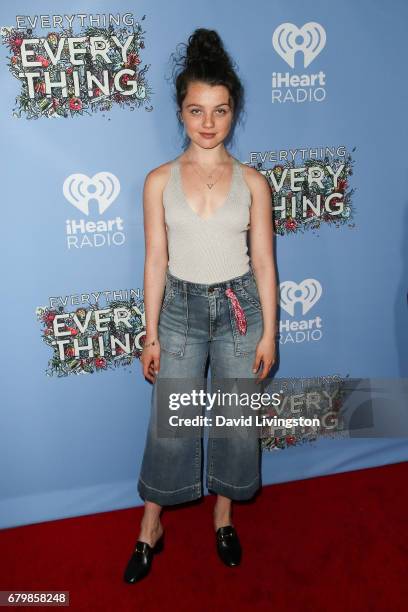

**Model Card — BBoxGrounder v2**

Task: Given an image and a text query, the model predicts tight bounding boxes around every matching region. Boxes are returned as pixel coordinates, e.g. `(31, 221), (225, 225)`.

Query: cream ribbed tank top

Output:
(163, 156), (252, 284)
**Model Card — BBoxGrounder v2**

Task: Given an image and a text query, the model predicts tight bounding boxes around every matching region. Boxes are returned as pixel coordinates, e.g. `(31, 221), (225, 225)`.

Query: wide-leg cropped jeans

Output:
(137, 266), (264, 506)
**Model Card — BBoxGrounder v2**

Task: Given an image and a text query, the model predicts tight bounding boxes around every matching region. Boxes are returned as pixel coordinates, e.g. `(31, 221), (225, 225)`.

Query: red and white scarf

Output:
(225, 288), (247, 335)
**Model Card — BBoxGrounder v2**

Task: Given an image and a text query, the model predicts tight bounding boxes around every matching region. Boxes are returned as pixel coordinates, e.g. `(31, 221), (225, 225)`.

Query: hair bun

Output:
(186, 28), (230, 66)
(169, 27), (244, 131)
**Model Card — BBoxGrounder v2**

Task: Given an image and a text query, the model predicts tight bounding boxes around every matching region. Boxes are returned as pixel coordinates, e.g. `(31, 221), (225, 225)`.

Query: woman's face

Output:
(180, 81), (233, 149)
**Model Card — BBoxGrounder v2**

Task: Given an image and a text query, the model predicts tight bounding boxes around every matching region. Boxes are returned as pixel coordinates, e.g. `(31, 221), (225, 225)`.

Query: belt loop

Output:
(235, 275), (243, 290)
(182, 280), (187, 294)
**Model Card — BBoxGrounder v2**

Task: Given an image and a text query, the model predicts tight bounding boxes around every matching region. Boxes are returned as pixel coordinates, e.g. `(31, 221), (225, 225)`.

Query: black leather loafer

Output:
(123, 534), (164, 584)
(215, 525), (242, 567)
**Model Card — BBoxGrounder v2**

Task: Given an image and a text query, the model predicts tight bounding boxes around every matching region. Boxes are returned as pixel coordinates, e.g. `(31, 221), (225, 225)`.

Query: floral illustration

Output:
(251, 150), (356, 236)
(1, 16), (153, 119)
(260, 376), (350, 451)
(36, 294), (146, 377)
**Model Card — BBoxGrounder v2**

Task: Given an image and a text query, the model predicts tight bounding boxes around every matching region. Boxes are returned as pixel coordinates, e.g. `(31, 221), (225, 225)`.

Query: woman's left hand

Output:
(252, 334), (276, 382)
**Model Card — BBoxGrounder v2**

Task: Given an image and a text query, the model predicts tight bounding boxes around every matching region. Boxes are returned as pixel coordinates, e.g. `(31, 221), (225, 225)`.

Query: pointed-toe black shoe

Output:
(123, 534), (164, 584)
(215, 525), (242, 567)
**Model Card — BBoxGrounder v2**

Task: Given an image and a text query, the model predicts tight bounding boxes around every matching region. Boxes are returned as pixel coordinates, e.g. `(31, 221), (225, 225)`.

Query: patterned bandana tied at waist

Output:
(225, 288), (247, 335)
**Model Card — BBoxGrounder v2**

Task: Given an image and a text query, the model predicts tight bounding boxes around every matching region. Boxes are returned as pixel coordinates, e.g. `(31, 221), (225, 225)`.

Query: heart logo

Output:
(272, 22), (326, 69)
(279, 279), (322, 316)
(63, 172), (120, 216)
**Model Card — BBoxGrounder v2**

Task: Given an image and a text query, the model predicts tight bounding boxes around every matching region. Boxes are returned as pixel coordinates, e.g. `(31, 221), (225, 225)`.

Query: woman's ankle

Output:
(140, 516), (162, 534)
(138, 520), (163, 547)
(213, 507), (233, 530)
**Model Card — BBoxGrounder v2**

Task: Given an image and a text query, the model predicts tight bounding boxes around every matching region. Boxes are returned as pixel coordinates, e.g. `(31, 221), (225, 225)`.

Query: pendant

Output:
(207, 183), (214, 189)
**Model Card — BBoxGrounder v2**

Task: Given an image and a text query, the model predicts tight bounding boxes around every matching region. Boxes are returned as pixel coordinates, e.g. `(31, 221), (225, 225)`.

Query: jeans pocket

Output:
(160, 279), (176, 312)
(235, 276), (262, 312)
(158, 290), (188, 357)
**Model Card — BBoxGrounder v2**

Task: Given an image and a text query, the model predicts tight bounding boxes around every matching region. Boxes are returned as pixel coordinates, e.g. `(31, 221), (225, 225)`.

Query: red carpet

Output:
(1, 462), (407, 612)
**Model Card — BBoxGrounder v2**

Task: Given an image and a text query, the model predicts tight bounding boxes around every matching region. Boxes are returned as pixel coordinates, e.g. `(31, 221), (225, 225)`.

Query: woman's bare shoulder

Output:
(144, 159), (176, 192)
(240, 160), (270, 193)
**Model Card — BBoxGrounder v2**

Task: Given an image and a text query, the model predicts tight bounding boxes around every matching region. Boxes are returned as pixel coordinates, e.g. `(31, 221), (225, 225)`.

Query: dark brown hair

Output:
(168, 28), (245, 144)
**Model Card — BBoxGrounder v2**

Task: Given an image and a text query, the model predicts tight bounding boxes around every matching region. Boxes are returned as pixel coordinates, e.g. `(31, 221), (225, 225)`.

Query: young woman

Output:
(124, 28), (277, 583)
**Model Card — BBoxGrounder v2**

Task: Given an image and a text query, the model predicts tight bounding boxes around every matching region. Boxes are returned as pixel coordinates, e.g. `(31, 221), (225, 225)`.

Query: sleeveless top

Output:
(162, 156), (252, 284)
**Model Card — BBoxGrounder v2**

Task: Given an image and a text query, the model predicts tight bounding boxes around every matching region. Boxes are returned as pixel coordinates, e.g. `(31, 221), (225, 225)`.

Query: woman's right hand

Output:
(141, 339), (161, 383)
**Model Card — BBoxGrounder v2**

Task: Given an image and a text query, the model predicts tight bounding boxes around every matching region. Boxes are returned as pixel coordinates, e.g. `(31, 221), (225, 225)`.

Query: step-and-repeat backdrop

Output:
(1, 1), (407, 528)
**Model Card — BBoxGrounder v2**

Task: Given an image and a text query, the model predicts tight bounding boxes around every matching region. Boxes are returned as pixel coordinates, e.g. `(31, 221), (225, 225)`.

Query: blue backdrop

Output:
(1, 0), (407, 529)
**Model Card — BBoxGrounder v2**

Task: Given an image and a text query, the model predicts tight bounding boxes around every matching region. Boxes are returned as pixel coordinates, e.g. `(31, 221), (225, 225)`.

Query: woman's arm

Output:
(244, 164), (278, 379)
(141, 164), (171, 381)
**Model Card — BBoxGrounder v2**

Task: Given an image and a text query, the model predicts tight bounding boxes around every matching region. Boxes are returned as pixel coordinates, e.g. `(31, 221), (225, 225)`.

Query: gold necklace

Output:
(186, 156), (232, 190)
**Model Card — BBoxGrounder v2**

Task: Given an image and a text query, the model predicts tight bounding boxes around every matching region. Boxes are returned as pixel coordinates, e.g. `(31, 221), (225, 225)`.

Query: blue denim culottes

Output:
(137, 266), (264, 506)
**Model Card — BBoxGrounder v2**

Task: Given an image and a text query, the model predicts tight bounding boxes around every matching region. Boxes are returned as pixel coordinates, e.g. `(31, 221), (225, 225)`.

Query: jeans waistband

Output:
(166, 266), (254, 296)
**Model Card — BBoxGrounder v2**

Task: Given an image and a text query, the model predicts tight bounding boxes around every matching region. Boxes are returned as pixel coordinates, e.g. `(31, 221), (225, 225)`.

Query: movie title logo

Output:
(1, 12), (152, 118)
